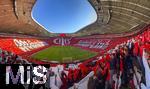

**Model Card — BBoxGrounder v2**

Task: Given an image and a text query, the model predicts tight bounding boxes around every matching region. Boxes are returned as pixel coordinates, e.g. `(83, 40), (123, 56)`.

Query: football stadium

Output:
(0, 0), (150, 89)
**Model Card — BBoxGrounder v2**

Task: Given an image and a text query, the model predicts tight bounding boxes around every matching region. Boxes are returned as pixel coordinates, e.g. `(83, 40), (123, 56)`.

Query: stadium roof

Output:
(0, 0), (150, 37)
(0, 0), (51, 37)
(74, 0), (150, 36)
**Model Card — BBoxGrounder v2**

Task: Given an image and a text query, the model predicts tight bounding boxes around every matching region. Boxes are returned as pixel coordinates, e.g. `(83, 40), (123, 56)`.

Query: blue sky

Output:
(32, 0), (97, 33)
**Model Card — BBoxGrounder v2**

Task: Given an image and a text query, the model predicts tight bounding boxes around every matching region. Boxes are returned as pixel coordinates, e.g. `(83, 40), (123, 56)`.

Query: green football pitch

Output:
(31, 46), (97, 63)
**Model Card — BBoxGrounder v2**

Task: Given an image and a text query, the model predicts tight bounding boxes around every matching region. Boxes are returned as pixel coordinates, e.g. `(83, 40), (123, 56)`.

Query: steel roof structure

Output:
(0, 0), (149, 37)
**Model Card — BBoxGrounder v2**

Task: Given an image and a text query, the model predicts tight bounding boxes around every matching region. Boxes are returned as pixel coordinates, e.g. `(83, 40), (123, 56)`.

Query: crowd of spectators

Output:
(13, 39), (48, 52)
(0, 27), (149, 89)
(75, 39), (110, 50)
(59, 28), (150, 89)
(0, 48), (29, 64)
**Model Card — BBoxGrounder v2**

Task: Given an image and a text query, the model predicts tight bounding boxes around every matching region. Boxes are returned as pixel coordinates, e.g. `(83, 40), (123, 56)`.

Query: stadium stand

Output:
(13, 38), (48, 52)
(0, 48), (29, 64)
(0, 25), (149, 89)
(0, 38), (49, 54)
(0, 0), (149, 89)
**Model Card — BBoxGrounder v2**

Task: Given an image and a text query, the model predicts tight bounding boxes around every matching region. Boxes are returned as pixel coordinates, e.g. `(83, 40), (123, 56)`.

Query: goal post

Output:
(62, 57), (73, 63)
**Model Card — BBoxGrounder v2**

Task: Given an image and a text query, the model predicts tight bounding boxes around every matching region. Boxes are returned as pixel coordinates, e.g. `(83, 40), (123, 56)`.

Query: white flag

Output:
(69, 71), (94, 89)
(142, 50), (150, 89)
